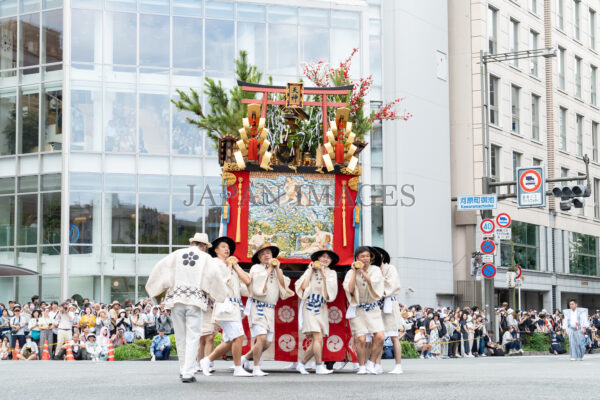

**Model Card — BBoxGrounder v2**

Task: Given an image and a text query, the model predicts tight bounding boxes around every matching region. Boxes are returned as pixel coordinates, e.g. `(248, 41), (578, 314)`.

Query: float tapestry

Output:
(247, 172), (335, 259)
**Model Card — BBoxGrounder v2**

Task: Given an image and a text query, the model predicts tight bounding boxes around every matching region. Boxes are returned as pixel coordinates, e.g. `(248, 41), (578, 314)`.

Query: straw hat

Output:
(208, 236), (236, 257)
(310, 250), (340, 267)
(251, 243), (280, 265)
(189, 232), (212, 247)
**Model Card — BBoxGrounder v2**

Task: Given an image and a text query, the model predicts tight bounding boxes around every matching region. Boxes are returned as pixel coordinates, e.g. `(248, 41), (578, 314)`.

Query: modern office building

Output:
(0, 0), (453, 306)
(449, 0), (600, 311)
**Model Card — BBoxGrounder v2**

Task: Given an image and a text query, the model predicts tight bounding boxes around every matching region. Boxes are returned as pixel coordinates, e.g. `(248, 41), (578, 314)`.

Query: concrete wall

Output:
(382, 0), (453, 306)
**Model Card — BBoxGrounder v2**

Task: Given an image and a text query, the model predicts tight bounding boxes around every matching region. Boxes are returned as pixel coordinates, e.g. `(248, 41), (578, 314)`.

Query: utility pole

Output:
(478, 47), (556, 339)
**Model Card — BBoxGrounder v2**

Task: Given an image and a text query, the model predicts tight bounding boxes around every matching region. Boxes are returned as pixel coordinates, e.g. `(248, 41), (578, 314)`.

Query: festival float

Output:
(174, 50), (411, 363)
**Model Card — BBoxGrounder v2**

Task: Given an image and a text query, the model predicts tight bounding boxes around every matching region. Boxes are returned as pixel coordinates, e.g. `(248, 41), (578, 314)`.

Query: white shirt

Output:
(570, 308), (578, 329)
(57, 311), (74, 330)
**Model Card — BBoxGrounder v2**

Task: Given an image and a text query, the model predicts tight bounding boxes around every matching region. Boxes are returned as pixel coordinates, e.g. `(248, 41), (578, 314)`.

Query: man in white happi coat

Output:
(145, 233), (227, 383)
(343, 246), (385, 375)
(241, 243), (294, 376)
(199, 236), (253, 377)
(372, 246), (403, 374)
(294, 249), (339, 375)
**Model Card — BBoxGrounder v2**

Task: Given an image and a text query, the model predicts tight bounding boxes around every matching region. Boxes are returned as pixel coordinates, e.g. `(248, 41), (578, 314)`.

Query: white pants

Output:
(250, 324), (274, 342)
(219, 320), (245, 343)
(55, 329), (72, 356)
(171, 304), (203, 378)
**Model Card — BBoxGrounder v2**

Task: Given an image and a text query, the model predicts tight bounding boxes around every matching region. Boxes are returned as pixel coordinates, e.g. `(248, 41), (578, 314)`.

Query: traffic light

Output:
(551, 185), (591, 210)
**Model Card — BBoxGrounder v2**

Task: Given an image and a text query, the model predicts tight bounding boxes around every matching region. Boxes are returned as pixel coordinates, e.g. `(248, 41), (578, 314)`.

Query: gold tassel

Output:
(236, 177), (243, 243)
(342, 181), (347, 247)
(354, 205), (360, 223)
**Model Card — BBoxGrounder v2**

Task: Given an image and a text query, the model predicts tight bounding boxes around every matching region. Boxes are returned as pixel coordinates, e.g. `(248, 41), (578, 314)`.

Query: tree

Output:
(171, 51), (264, 150)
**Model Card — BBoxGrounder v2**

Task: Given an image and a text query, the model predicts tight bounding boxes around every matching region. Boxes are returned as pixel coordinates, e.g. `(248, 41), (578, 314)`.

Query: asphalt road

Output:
(0, 355), (597, 400)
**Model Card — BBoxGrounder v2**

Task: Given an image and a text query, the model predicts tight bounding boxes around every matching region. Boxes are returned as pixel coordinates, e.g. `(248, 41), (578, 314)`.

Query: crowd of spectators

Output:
(0, 296), (173, 361)
(1, 295), (599, 361)
(396, 302), (600, 358)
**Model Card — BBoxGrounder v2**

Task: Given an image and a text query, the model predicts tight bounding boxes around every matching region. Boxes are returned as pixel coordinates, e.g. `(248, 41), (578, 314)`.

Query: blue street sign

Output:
(457, 194), (498, 211)
(480, 240), (495, 254)
(482, 263), (497, 279)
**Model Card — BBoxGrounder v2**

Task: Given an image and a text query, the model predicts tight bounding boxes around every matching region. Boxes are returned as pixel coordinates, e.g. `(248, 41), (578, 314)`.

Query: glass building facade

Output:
(0, 0), (382, 304)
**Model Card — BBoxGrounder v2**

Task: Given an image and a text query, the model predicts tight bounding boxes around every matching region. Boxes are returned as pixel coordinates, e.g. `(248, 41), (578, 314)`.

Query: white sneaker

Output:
(365, 361), (377, 374)
(388, 364), (403, 374)
(252, 367), (269, 377)
(352, 362), (360, 371)
(284, 362), (297, 371)
(151, 355), (156, 362)
(332, 362), (347, 371)
(209, 361), (215, 373)
(305, 361), (316, 371)
(357, 366), (368, 375)
(316, 364), (333, 375)
(419, 355), (424, 359)
(241, 356), (252, 371)
(375, 364), (383, 375)
(480, 353), (487, 357)
(200, 357), (212, 376)
(296, 362), (309, 375)
(233, 366), (253, 377)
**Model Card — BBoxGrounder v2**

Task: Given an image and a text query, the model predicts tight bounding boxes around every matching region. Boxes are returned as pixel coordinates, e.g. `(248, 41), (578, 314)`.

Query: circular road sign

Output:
(515, 265), (522, 279)
(480, 219), (495, 234)
(480, 240), (496, 254)
(482, 263), (497, 279)
(496, 213), (511, 228)
(519, 169), (542, 192)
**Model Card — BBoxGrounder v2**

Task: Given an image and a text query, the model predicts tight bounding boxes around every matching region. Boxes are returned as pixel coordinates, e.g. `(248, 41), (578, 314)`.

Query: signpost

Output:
(515, 264), (522, 279)
(482, 263), (497, 279)
(495, 227), (511, 240)
(517, 166), (546, 208)
(480, 219), (495, 236)
(480, 239), (496, 254)
(457, 194), (498, 211)
(496, 213), (511, 228)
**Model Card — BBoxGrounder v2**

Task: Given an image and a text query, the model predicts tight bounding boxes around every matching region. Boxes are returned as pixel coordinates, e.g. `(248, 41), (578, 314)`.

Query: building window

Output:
(592, 65), (597, 106)
(488, 7), (497, 54)
(595, 178), (600, 218)
(569, 232), (597, 276)
(574, 0), (581, 40)
(511, 85), (520, 133)
(533, 157), (543, 166)
(593, 121), (599, 162)
(530, 30), (538, 75)
(530, 0), (537, 14)
(561, 167), (569, 178)
(557, 0), (564, 29)
(512, 151), (522, 180)
(558, 47), (566, 90)
(591, 9), (597, 49)
(510, 19), (519, 67)
(489, 75), (499, 125)
(559, 107), (567, 150)
(501, 221), (539, 270)
(577, 114), (584, 156)
(531, 94), (540, 140)
(491, 145), (501, 180)
(575, 56), (582, 98)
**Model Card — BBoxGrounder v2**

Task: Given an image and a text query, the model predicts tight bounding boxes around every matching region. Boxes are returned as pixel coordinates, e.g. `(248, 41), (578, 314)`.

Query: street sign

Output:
(515, 265), (522, 279)
(480, 240), (496, 254)
(482, 254), (494, 263)
(517, 166), (546, 208)
(496, 213), (511, 228)
(480, 219), (495, 235)
(482, 263), (497, 279)
(457, 194), (498, 211)
(495, 227), (512, 240)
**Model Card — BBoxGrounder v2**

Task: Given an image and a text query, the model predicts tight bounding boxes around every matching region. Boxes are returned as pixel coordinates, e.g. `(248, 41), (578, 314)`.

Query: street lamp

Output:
(478, 47), (557, 339)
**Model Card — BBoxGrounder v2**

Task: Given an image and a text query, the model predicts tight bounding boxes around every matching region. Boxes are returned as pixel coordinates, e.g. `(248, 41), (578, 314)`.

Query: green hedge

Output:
(400, 342), (419, 359)
(521, 332), (569, 352)
(114, 333), (222, 361)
